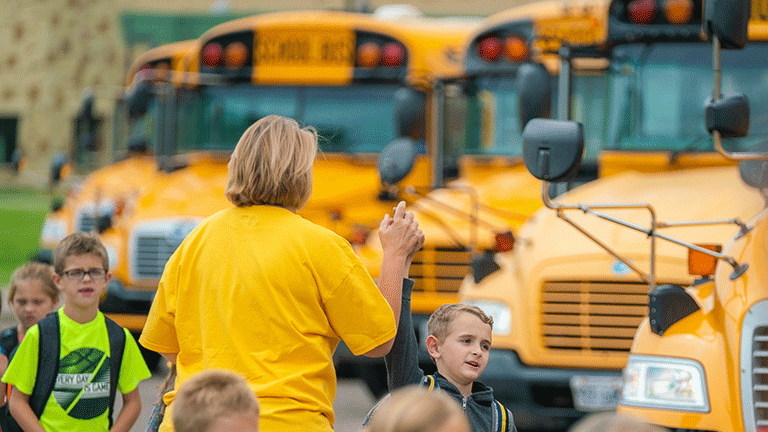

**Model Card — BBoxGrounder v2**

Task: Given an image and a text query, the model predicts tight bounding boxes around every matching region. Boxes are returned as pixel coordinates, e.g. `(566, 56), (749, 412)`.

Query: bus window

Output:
(571, 70), (609, 164)
(464, 76), (523, 156)
(302, 85), (402, 153)
(175, 86), (299, 151)
(606, 43), (768, 152)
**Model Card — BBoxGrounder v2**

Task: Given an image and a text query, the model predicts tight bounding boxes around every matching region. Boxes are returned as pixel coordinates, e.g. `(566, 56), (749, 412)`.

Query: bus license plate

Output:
(255, 29), (354, 67)
(569, 375), (623, 412)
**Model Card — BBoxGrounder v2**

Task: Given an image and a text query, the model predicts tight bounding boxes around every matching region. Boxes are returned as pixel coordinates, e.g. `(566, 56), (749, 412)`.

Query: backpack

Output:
(2, 313), (126, 432)
(363, 375), (511, 432)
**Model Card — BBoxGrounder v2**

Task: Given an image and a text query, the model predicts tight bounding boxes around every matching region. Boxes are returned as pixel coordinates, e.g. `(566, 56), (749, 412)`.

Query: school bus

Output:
(615, 0), (768, 430)
(35, 40), (195, 264)
(352, 0), (617, 394)
(458, 0), (768, 429)
(95, 9), (479, 375)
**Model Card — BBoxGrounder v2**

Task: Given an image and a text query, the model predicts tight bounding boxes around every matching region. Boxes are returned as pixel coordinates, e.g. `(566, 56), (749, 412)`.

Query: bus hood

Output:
(515, 165), (764, 279)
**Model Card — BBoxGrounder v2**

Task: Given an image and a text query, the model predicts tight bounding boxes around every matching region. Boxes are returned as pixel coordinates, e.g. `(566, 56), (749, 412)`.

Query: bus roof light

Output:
(381, 42), (405, 67)
(628, 0), (657, 24)
(203, 42), (223, 67)
(357, 41), (381, 68)
(663, 0), (694, 24)
(478, 36), (502, 62)
(688, 244), (721, 277)
(504, 35), (529, 62)
(224, 41), (248, 68)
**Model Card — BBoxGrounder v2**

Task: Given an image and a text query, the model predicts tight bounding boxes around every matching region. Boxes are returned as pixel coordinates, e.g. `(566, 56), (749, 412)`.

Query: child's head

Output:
(225, 115), (317, 212)
(426, 304), (493, 389)
(173, 369), (259, 432)
(8, 262), (59, 333)
(52, 232), (111, 312)
(363, 385), (470, 432)
(568, 412), (667, 432)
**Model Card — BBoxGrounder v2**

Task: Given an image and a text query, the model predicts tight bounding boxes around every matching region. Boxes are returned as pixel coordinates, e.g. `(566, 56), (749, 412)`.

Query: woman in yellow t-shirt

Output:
(140, 115), (424, 432)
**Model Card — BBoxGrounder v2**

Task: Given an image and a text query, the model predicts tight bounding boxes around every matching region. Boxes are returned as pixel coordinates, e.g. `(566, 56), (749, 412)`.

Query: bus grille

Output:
(752, 326), (768, 429)
(409, 248), (472, 294)
(540, 281), (649, 353)
(133, 235), (183, 279)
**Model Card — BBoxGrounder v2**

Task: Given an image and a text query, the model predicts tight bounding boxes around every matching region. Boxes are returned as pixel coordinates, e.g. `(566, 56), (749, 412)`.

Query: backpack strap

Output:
(30, 313), (60, 418)
(104, 316), (126, 429)
(0, 328), (19, 359)
(422, 375), (436, 391)
(492, 399), (508, 432)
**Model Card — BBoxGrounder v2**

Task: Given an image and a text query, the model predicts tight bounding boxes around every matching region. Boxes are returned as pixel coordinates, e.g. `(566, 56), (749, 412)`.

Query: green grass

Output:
(0, 188), (54, 285)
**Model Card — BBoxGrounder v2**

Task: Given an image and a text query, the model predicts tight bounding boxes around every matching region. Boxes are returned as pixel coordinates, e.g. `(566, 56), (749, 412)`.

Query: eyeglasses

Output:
(61, 268), (107, 281)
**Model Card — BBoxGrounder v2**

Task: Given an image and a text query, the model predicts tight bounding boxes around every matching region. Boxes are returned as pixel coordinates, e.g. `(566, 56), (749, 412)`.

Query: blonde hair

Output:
(53, 232), (109, 275)
(225, 115), (317, 210)
(569, 412), (667, 432)
(427, 303), (493, 341)
(172, 369), (260, 432)
(363, 386), (470, 432)
(8, 262), (59, 306)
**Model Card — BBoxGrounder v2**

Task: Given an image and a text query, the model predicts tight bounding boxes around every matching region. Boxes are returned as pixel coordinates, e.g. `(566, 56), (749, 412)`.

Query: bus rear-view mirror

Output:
(378, 137), (418, 185)
(394, 88), (426, 139)
(704, 0), (750, 49)
(127, 79), (153, 119)
(522, 119), (584, 182)
(517, 63), (552, 129)
(705, 93), (750, 138)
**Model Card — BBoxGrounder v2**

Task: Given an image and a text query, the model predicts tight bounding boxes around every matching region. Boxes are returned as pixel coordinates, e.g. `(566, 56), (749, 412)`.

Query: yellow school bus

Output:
(36, 41), (195, 264)
(614, 1), (768, 430)
(96, 9), (479, 375)
(458, 0), (768, 430)
(352, 0), (616, 394)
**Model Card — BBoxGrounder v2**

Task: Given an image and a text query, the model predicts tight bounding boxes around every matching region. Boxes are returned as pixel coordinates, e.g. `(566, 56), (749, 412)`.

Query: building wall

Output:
(0, 0), (529, 186)
(1, 0), (125, 185)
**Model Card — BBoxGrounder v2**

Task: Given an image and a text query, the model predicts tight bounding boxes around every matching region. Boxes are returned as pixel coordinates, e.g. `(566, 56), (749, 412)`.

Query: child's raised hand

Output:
(379, 201), (423, 261)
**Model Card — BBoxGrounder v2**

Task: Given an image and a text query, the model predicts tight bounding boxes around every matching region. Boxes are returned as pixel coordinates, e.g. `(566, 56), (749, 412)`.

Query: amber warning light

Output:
(688, 244), (721, 277)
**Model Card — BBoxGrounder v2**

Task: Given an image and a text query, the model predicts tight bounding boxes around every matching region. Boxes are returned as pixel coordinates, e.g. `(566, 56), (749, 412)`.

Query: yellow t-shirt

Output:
(140, 205), (396, 432)
(2, 308), (151, 432)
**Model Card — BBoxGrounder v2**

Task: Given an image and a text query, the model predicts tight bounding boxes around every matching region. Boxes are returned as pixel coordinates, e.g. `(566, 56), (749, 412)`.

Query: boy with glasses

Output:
(3, 232), (151, 432)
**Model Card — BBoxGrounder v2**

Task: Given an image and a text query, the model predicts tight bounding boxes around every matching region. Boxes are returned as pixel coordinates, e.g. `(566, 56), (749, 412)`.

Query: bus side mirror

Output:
(522, 119), (584, 182)
(127, 79), (153, 119)
(517, 63), (552, 129)
(76, 93), (98, 152)
(394, 88), (426, 139)
(704, 0), (750, 49)
(378, 137), (418, 185)
(705, 93), (750, 138)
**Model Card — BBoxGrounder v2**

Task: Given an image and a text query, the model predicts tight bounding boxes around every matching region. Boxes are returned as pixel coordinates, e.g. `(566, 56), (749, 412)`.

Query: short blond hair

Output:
(225, 115), (317, 210)
(364, 386), (469, 432)
(569, 412), (667, 432)
(8, 262), (59, 306)
(172, 369), (260, 432)
(53, 232), (109, 275)
(427, 303), (493, 341)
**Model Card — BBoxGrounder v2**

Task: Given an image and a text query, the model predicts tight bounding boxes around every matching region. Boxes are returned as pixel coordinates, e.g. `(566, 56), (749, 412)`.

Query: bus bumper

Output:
(481, 349), (622, 432)
(99, 279), (155, 331)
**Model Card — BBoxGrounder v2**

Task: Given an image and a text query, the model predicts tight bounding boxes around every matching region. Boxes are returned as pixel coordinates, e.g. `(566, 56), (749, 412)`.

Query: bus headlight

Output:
(464, 300), (511, 336)
(621, 355), (709, 412)
(41, 217), (67, 244)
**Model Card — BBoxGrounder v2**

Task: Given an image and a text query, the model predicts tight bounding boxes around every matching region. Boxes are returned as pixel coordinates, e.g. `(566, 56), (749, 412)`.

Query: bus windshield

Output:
(460, 75), (524, 157)
(606, 42), (768, 152)
(174, 84), (406, 154)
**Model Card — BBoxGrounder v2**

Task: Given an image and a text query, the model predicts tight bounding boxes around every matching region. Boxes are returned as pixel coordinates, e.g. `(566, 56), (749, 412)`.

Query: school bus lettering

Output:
(255, 30), (353, 66)
(534, 16), (604, 52)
